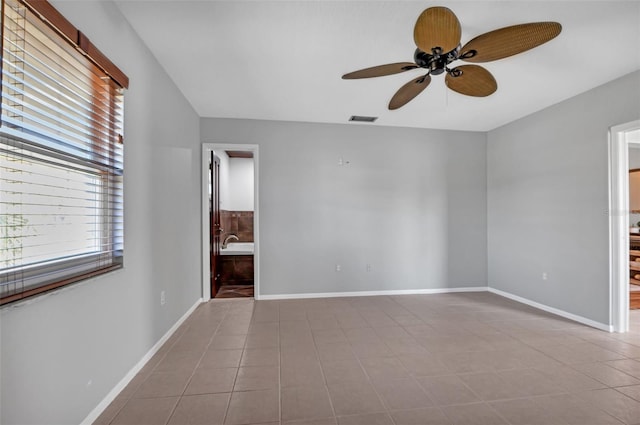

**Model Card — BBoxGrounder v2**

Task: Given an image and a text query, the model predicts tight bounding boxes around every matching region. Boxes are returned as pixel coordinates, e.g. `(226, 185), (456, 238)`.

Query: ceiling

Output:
(115, 1), (640, 132)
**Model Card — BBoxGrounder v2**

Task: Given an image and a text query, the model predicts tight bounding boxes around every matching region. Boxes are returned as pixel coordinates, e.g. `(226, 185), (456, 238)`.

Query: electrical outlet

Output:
(160, 290), (166, 306)
(366, 264), (372, 272)
(542, 272), (548, 281)
(335, 264), (341, 272)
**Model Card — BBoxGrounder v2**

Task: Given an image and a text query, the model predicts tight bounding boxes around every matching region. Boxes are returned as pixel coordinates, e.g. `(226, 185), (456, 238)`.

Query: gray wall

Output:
(0, 2), (202, 424)
(487, 71), (640, 325)
(201, 119), (488, 296)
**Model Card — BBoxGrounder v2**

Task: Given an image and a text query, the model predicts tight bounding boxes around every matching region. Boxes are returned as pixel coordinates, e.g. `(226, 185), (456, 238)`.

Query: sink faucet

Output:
(222, 234), (239, 249)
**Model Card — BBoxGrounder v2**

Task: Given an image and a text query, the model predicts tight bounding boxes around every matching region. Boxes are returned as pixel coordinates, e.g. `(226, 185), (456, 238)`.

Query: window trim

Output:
(1, 0), (128, 305)
(1, 257), (122, 305)
(19, 0), (128, 89)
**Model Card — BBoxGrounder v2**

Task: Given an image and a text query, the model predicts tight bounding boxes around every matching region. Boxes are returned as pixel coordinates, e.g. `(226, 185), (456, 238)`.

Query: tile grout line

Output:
(220, 299), (254, 425)
(375, 298), (444, 423)
(340, 299), (403, 425)
(168, 300), (232, 425)
(307, 308), (341, 424)
(367, 296), (435, 424)
(272, 303), (282, 425)
(106, 303), (211, 425)
(218, 302), (240, 425)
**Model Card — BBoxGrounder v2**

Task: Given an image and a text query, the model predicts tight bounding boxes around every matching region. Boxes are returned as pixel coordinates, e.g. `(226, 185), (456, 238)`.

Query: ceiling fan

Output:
(342, 7), (561, 110)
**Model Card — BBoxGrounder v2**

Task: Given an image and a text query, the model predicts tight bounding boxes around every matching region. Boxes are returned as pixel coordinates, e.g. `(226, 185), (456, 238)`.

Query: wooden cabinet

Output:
(631, 234), (640, 285)
(219, 255), (254, 286)
(631, 234), (640, 309)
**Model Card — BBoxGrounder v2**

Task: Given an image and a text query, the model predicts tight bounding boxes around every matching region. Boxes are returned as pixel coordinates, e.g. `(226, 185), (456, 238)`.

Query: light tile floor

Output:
(94, 293), (640, 425)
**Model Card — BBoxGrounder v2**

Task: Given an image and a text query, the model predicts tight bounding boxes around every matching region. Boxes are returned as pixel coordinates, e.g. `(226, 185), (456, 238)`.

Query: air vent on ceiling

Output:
(349, 115), (378, 123)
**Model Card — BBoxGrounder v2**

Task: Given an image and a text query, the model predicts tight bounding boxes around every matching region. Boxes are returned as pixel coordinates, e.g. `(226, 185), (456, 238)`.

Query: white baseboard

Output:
(80, 298), (203, 425)
(488, 288), (612, 332)
(259, 287), (612, 332)
(258, 286), (488, 300)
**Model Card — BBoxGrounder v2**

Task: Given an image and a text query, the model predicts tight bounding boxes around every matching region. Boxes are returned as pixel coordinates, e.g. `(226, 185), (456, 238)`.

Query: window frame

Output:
(0, 0), (128, 305)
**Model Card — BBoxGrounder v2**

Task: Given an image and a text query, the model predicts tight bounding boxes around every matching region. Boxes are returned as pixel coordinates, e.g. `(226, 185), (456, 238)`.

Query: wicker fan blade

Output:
(342, 62), (418, 79)
(460, 22), (561, 63)
(445, 65), (497, 97)
(414, 7), (461, 54)
(388, 74), (431, 110)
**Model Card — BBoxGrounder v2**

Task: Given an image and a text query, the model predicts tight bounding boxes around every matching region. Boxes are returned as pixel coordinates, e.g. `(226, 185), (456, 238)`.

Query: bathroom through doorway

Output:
(202, 144), (259, 301)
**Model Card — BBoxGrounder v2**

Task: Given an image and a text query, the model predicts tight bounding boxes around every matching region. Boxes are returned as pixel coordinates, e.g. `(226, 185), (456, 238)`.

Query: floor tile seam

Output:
(451, 368), (569, 403)
(565, 361), (640, 388)
(388, 313), (423, 328)
(383, 403), (448, 422)
(134, 322), (187, 383)
(100, 397), (128, 425)
(470, 390), (580, 405)
(601, 387), (640, 424)
(163, 303), (242, 425)
(446, 400), (515, 425)
(215, 302), (252, 425)
(531, 365), (612, 393)
(377, 328), (426, 356)
(605, 398), (640, 425)
(403, 367), (439, 410)
(589, 340), (640, 358)
(160, 396), (181, 425)
(108, 395), (180, 425)
(441, 370), (496, 406)
(105, 349), (200, 423)
(123, 305), (228, 412)
(413, 372), (482, 407)
(346, 340), (415, 417)
(334, 411), (393, 425)
(276, 316), (283, 425)
(572, 386), (640, 416)
(603, 359), (640, 378)
(195, 302), (235, 351)
(306, 317), (339, 421)
(612, 383), (640, 395)
(100, 399), (124, 425)
(513, 334), (591, 369)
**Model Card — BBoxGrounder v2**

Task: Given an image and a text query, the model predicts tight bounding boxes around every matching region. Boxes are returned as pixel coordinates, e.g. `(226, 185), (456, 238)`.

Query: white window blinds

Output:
(0, 0), (126, 304)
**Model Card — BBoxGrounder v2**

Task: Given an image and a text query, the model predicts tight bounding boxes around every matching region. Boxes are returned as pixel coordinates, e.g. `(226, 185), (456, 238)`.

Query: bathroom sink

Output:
(220, 242), (254, 255)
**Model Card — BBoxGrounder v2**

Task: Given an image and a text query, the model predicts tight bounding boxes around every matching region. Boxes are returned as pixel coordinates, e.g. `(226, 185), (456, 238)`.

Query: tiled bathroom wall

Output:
(221, 210), (254, 242)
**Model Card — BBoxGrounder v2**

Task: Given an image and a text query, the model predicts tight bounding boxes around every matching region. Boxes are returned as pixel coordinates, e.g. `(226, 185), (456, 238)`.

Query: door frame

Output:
(609, 120), (640, 332)
(210, 153), (221, 298)
(201, 143), (260, 301)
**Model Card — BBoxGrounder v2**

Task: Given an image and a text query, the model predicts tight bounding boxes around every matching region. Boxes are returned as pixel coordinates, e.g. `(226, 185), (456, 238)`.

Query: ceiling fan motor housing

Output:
(414, 46), (461, 76)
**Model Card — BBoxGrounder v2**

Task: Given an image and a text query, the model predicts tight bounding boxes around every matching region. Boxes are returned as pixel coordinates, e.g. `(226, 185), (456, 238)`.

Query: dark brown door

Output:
(211, 154), (222, 297)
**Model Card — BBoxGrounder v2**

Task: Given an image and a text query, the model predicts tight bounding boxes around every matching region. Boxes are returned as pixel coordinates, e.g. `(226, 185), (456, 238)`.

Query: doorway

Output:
(609, 120), (640, 332)
(201, 144), (259, 301)
(628, 133), (640, 322)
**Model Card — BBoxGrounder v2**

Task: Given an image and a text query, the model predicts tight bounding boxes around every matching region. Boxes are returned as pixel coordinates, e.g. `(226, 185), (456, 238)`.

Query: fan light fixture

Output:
(342, 7), (561, 110)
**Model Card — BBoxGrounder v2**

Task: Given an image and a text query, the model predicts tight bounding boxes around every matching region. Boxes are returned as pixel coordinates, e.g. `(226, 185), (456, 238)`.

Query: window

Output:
(0, 0), (128, 305)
